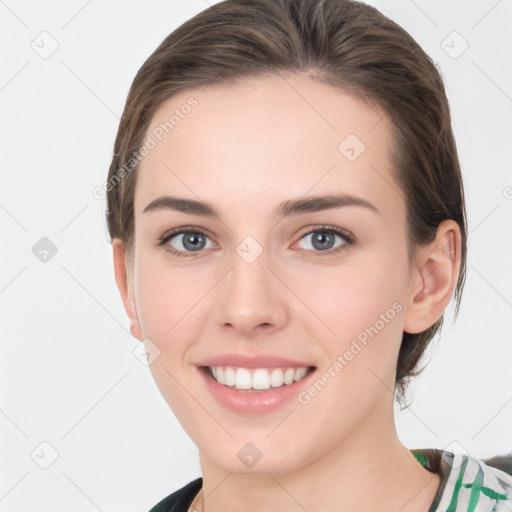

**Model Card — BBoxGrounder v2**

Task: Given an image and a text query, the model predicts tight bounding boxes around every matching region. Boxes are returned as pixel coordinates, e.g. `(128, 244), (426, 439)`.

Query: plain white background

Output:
(1, 0), (511, 510)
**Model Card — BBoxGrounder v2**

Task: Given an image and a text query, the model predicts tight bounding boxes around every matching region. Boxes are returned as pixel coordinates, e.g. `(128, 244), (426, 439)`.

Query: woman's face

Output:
(122, 73), (423, 473)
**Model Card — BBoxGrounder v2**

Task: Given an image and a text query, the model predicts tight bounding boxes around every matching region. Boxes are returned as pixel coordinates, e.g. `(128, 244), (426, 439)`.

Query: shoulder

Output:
(414, 449), (512, 512)
(478, 456), (512, 512)
(148, 477), (202, 512)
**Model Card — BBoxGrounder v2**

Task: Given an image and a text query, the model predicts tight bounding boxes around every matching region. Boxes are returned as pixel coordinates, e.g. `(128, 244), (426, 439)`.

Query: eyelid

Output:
(156, 226), (216, 257)
(295, 224), (355, 244)
(157, 224), (355, 257)
(157, 225), (215, 245)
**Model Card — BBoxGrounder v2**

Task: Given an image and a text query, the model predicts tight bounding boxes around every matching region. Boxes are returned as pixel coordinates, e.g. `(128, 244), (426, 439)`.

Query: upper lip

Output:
(197, 353), (315, 369)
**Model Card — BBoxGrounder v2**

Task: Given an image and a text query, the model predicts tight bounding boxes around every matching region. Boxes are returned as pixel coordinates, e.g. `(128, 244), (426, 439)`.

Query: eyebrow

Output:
(142, 193), (380, 219)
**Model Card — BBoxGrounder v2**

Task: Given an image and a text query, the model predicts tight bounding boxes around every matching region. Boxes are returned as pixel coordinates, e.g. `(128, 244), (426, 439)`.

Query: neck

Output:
(196, 395), (440, 512)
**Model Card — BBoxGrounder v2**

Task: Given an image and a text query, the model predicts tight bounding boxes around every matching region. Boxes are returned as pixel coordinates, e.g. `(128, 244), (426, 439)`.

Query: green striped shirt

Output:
(412, 449), (512, 511)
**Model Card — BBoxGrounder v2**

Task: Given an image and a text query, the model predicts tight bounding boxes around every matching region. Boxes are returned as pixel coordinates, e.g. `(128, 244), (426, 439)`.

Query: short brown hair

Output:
(106, 0), (467, 405)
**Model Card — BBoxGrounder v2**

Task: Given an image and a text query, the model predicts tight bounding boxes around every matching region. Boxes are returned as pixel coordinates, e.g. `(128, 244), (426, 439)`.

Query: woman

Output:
(106, 0), (512, 510)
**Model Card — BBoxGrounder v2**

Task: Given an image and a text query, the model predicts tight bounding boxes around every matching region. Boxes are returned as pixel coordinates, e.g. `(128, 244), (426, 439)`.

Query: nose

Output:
(213, 248), (288, 338)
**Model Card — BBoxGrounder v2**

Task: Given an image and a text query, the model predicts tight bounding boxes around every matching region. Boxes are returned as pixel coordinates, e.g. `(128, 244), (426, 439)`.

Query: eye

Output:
(157, 224), (355, 259)
(295, 225), (354, 256)
(158, 228), (214, 258)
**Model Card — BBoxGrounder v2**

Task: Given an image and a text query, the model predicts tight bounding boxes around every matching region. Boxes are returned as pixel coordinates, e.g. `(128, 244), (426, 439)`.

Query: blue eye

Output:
(158, 229), (214, 257)
(295, 225), (354, 256)
(157, 225), (354, 258)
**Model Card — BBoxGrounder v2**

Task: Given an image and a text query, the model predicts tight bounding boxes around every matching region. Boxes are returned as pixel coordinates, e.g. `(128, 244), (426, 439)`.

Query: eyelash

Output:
(156, 224), (355, 259)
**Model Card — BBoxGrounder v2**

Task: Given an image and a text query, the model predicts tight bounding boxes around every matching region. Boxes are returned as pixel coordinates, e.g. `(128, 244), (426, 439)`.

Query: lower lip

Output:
(198, 367), (316, 415)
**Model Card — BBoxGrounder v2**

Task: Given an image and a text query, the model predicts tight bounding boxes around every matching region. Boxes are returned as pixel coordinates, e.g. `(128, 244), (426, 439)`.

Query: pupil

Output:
(184, 233), (204, 251)
(314, 232), (334, 250)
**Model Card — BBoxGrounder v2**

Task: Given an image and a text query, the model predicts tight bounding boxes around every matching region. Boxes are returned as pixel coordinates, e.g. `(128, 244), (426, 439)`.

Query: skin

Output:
(113, 72), (461, 511)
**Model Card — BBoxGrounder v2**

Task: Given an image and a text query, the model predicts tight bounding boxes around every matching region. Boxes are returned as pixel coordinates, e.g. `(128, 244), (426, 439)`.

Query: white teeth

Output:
(294, 367), (307, 382)
(224, 367), (236, 387)
(252, 369), (271, 390)
(270, 368), (284, 387)
(235, 368), (252, 390)
(283, 368), (295, 385)
(209, 365), (312, 391)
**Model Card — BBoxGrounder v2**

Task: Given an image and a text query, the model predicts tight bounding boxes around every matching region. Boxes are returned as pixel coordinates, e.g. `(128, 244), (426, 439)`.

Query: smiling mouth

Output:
(203, 365), (316, 392)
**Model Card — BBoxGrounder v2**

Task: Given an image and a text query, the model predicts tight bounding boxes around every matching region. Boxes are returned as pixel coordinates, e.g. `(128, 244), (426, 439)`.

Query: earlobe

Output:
(403, 220), (461, 334)
(112, 239), (143, 341)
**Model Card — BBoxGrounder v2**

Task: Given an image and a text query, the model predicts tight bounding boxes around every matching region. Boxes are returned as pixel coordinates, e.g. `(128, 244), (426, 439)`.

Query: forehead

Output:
(135, 73), (402, 220)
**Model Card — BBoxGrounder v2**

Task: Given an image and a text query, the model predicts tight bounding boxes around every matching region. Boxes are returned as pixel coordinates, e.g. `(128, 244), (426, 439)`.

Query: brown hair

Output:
(106, 0), (467, 405)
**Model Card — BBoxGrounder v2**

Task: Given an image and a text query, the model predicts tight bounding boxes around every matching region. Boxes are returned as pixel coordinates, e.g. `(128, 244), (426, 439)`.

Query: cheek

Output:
(133, 255), (210, 428)
(300, 247), (409, 382)
(288, 260), (407, 442)
(134, 250), (207, 340)
(304, 250), (406, 332)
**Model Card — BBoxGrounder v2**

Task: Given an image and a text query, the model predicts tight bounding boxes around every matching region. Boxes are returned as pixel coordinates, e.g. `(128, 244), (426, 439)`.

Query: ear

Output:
(112, 239), (143, 341)
(403, 220), (462, 334)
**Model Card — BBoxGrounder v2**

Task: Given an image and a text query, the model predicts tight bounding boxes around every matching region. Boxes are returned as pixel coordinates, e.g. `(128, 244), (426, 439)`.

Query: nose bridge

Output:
(227, 223), (272, 290)
(215, 238), (287, 334)
(229, 243), (273, 305)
